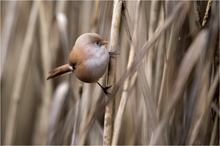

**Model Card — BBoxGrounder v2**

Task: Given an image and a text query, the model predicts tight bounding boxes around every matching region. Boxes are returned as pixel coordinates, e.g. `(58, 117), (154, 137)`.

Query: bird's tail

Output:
(47, 64), (73, 80)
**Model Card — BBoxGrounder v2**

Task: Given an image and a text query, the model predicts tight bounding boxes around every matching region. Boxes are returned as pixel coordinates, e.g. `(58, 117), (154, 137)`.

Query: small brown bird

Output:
(47, 33), (111, 94)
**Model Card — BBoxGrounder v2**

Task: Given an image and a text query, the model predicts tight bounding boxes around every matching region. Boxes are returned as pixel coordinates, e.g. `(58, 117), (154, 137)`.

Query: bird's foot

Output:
(97, 82), (112, 95)
(102, 85), (112, 95)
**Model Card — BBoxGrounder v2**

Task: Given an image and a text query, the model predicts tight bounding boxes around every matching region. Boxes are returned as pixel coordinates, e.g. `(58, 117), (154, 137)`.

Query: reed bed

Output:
(1, 0), (219, 145)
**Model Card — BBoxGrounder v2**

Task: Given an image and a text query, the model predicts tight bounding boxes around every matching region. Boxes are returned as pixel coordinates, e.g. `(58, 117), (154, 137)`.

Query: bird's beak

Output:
(102, 40), (108, 48)
(102, 40), (108, 45)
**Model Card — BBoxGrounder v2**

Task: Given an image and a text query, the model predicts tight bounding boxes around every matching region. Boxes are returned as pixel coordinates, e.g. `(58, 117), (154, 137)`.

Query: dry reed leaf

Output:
(4, 2), (39, 144)
(49, 82), (69, 143)
(33, 2), (53, 144)
(1, 1), (18, 79)
(109, 2), (188, 105)
(1, 1), (219, 145)
(151, 29), (209, 145)
(111, 1), (140, 145)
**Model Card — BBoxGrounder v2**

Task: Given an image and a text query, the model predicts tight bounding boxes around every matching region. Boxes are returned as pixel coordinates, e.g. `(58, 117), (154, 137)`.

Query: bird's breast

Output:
(74, 46), (109, 83)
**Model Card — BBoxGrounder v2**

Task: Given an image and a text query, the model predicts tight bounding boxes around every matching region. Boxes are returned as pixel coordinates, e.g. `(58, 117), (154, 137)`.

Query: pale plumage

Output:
(47, 33), (110, 87)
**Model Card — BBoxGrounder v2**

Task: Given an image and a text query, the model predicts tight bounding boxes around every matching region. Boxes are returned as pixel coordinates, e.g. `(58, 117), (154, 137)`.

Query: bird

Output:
(47, 33), (112, 94)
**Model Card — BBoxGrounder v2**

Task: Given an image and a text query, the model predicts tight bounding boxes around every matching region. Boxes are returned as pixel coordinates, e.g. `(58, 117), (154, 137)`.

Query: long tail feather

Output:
(47, 64), (73, 80)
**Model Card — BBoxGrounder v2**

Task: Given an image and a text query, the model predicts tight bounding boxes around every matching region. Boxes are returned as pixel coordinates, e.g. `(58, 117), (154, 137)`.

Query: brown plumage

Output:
(47, 33), (110, 93)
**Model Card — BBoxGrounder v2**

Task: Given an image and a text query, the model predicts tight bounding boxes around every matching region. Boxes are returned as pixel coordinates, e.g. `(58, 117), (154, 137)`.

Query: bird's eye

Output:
(96, 41), (102, 47)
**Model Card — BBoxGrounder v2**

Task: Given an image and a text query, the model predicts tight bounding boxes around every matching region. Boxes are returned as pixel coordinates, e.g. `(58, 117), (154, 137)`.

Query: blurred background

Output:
(1, 0), (219, 145)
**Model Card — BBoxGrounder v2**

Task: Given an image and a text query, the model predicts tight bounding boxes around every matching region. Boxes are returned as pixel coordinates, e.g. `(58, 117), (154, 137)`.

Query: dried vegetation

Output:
(1, 0), (219, 145)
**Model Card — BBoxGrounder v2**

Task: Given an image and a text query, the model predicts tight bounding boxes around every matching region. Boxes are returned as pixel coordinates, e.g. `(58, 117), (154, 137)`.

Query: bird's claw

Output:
(102, 85), (112, 95)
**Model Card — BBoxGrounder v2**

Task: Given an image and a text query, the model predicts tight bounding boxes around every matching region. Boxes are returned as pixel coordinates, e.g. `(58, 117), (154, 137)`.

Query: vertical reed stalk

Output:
(111, 1), (140, 145)
(4, 2), (39, 144)
(33, 1), (52, 144)
(103, 0), (122, 145)
(1, 1), (17, 79)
